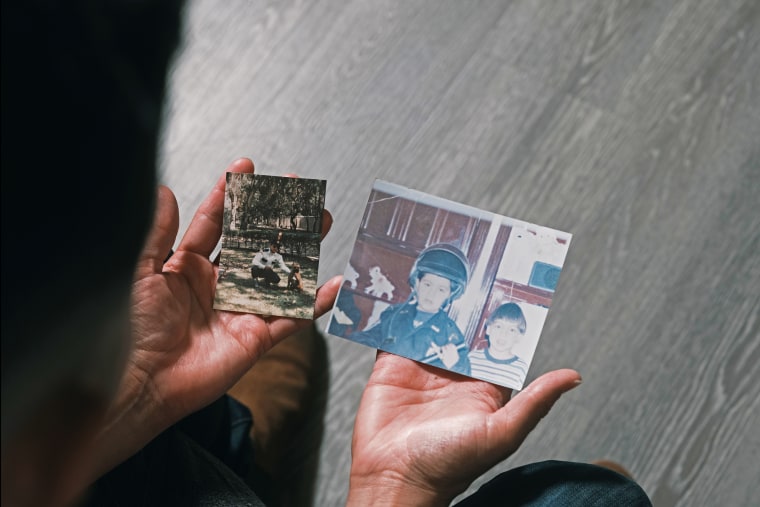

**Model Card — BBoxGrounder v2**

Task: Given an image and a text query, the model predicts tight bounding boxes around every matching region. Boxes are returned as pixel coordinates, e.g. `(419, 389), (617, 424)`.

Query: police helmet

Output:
(409, 244), (470, 300)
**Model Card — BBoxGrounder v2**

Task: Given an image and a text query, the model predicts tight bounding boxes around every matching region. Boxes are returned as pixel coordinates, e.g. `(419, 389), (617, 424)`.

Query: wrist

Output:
(85, 370), (170, 482)
(346, 471), (452, 507)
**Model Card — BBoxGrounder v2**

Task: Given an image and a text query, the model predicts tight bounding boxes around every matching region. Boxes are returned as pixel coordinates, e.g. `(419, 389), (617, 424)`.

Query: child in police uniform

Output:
(352, 244), (471, 376)
(469, 302), (530, 389)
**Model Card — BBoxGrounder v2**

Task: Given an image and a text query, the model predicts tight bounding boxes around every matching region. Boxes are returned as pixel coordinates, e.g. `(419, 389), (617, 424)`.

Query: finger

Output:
(321, 209), (333, 241)
(489, 369), (581, 455)
(430, 342), (444, 360)
(134, 186), (179, 278)
(313, 275), (342, 318)
(176, 158), (254, 257)
(265, 275), (342, 339)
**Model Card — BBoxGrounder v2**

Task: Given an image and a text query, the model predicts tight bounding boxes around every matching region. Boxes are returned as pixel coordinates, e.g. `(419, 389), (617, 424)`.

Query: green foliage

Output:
(226, 173), (325, 233)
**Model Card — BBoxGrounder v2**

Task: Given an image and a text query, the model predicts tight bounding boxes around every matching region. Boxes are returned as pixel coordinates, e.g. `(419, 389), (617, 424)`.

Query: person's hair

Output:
(270, 231), (284, 247)
(485, 302), (527, 334)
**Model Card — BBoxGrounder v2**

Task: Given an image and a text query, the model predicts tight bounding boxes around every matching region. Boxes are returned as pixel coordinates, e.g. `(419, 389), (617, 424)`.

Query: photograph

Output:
(327, 180), (572, 390)
(213, 173), (326, 319)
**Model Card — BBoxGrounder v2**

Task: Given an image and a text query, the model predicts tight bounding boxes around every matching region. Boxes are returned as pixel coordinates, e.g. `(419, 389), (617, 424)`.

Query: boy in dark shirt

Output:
(353, 244), (472, 376)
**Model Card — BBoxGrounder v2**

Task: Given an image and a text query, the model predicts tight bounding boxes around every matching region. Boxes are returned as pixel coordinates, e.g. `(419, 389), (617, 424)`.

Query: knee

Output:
(456, 461), (651, 507)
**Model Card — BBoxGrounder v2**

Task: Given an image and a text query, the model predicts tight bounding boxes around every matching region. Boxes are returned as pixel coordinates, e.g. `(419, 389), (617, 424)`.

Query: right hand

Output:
(347, 352), (581, 506)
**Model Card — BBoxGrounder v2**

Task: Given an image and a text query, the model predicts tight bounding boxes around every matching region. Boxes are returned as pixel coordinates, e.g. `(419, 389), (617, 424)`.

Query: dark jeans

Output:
(251, 266), (280, 286)
(454, 461), (651, 506)
(87, 396), (651, 506)
(85, 396), (262, 507)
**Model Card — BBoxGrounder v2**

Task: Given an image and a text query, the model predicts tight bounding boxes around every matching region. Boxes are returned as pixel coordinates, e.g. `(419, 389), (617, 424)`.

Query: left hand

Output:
(89, 158), (340, 481)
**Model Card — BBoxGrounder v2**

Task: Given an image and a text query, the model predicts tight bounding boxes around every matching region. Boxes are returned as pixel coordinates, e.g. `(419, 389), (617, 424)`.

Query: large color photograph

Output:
(328, 180), (571, 390)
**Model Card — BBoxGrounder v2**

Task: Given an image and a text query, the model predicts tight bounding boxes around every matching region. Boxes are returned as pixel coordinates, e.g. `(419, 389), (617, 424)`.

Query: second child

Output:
(469, 302), (530, 389)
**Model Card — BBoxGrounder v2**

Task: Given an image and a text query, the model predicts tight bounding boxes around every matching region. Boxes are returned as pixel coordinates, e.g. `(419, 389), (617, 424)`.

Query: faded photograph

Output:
(214, 173), (326, 319)
(328, 180), (571, 390)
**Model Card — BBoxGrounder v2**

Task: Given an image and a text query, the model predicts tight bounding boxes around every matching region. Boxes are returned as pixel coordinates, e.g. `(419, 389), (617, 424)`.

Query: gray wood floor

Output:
(159, 1), (760, 505)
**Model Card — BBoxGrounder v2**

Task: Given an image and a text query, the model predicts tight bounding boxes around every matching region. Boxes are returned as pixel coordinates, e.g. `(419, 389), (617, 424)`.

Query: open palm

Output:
(94, 158), (340, 478)
(348, 352), (581, 506)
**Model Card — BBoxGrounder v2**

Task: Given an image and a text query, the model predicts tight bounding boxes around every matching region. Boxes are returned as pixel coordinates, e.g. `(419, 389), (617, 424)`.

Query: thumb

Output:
(134, 185), (179, 279)
(489, 369), (581, 456)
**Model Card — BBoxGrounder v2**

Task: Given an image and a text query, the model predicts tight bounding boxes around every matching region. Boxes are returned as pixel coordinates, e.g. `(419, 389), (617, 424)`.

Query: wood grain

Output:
(160, 1), (760, 505)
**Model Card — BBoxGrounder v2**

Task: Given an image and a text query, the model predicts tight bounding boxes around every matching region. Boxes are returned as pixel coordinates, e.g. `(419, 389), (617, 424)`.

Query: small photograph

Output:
(213, 173), (326, 319)
(327, 180), (571, 390)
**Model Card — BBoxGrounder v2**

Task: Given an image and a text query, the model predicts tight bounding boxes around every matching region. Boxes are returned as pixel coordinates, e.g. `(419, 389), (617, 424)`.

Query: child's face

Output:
(486, 319), (523, 353)
(415, 273), (452, 312)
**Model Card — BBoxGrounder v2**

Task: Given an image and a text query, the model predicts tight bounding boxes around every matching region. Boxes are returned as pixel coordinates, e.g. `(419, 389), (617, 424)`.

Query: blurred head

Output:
(1, 1), (183, 505)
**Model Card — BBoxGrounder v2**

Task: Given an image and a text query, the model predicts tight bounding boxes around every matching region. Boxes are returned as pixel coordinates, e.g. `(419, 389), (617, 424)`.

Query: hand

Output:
(430, 342), (459, 369)
(347, 352), (581, 507)
(89, 158), (341, 482)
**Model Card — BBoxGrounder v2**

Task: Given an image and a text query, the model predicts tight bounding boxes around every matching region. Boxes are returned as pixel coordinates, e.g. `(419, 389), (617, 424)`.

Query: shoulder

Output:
(368, 303), (408, 332)
(385, 303), (412, 318)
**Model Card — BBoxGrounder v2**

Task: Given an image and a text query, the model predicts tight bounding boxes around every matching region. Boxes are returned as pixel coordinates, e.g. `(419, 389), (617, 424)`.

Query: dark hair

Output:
(271, 231), (284, 247)
(486, 303), (527, 334)
(2, 0), (184, 332)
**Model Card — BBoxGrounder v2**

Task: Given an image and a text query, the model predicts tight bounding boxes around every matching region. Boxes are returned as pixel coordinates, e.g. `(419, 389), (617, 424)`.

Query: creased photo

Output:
(328, 180), (571, 390)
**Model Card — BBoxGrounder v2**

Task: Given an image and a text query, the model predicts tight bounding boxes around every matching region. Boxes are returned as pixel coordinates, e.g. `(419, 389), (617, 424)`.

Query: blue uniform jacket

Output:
(352, 302), (471, 376)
